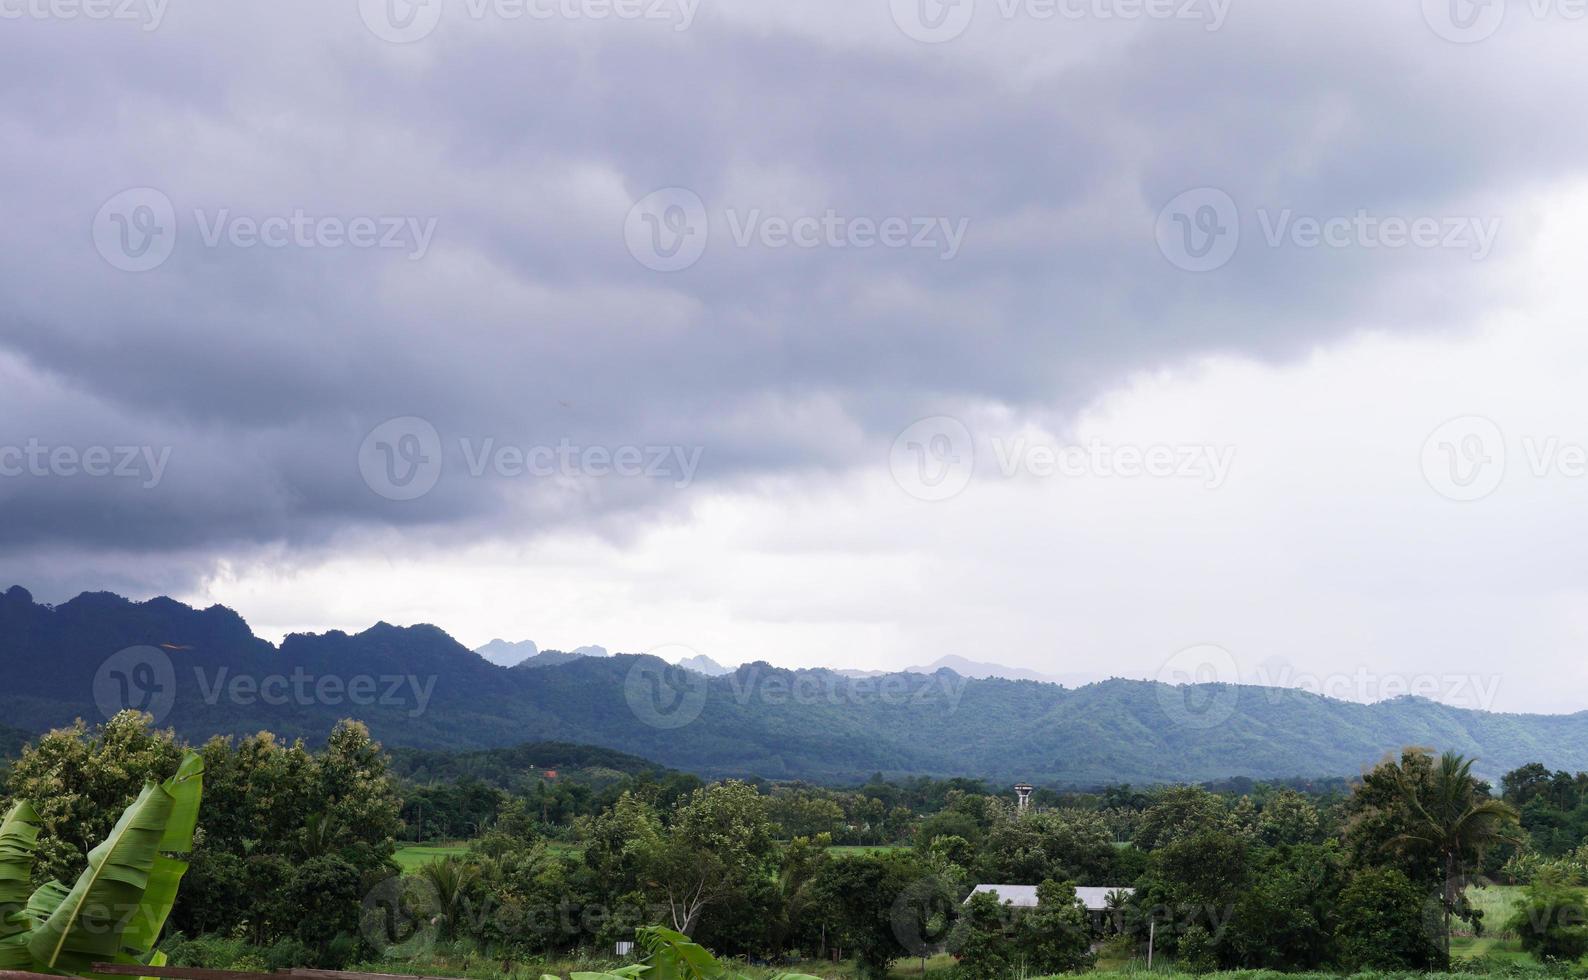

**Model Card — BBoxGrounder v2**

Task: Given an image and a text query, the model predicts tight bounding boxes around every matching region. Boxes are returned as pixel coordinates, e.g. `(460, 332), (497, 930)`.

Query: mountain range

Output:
(476, 639), (614, 669)
(2, 585), (1584, 785)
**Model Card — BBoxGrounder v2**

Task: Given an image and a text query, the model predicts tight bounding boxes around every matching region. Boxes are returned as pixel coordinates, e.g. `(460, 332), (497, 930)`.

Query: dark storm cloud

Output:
(0, 0), (1576, 597)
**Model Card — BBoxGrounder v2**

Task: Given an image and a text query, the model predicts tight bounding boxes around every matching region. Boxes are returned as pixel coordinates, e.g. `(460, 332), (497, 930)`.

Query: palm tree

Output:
(419, 855), (481, 941)
(1391, 751), (1522, 957)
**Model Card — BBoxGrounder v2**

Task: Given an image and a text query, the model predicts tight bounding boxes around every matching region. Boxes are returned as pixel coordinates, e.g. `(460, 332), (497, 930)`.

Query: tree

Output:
(419, 855), (482, 942)
(1018, 880), (1094, 974)
(1334, 868), (1444, 971)
(974, 807), (1116, 886)
(1387, 751), (1520, 955)
(768, 790), (845, 840)
(1220, 844), (1341, 970)
(2, 712), (185, 885)
(1127, 828), (1248, 966)
(807, 853), (920, 978)
(1132, 787), (1234, 851)
(947, 890), (1012, 980)
(650, 781), (777, 935)
(1254, 790), (1323, 847)
(1507, 865), (1588, 963)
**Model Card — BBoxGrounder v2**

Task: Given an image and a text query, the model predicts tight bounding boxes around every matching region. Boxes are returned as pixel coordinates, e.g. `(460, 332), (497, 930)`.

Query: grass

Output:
(396, 840), (585, 870)
(393, 843), (471, 870)
(396, 841), (901, 871)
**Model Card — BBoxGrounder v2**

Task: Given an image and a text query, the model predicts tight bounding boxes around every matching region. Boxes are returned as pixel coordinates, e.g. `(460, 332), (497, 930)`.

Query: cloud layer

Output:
(3, 0), (1586, 707)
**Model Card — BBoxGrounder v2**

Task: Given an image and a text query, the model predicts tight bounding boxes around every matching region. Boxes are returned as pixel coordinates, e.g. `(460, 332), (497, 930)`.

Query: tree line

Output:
(5, 713), (1588, 976)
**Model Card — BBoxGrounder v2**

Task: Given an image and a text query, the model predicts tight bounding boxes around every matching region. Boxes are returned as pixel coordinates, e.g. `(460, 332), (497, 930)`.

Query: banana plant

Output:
(0, 751), (203, 980)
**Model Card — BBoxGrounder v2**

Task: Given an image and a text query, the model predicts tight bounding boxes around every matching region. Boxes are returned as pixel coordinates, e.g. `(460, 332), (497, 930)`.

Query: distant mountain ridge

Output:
(3, 586), (1586, 785)
(476, 638), (612, 668)
(476, 638), (540, 667)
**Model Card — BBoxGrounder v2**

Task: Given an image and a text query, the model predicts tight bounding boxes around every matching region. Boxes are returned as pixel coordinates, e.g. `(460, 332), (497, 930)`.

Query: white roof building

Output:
(966, 884), (1134, 912)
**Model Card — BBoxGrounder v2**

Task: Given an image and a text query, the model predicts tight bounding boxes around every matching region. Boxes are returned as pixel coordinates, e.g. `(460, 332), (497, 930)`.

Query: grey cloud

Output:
(0, 0), (1578, 596)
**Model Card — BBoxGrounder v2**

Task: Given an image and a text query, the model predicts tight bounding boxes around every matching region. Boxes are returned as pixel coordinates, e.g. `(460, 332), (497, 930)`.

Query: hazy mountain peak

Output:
(476, 637), (540, 668)
(677, 654), (732, 676)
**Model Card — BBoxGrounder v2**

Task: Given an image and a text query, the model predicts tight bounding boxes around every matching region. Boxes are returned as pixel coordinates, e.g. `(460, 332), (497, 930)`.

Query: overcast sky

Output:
(4, 0), (1587, 712)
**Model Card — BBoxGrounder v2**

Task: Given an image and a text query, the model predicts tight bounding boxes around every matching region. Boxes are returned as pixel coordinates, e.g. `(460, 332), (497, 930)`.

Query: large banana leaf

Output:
(0, 802), (41, 935)
(635, 927), (729, 980)
(0, 879), (66, 969)
(24, 752), (203, 978)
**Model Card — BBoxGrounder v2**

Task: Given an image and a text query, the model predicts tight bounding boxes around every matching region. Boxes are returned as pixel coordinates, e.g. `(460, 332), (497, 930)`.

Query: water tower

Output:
(1014, 783), (1034, 812)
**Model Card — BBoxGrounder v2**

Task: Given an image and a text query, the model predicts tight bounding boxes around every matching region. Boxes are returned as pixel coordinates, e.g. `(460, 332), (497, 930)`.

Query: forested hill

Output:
(388, 740), (677, 786)
(0, 724), (28, 758)
(4, 585), (1588, 784)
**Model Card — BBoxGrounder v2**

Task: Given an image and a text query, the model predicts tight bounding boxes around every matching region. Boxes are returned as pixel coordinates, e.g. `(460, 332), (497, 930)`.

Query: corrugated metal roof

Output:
(966, 884), (1134, 911)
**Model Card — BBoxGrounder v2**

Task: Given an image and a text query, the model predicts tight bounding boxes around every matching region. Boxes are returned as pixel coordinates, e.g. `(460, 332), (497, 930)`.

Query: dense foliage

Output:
(0, 712), (402, 967)
(21, 712), (1588, 979)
